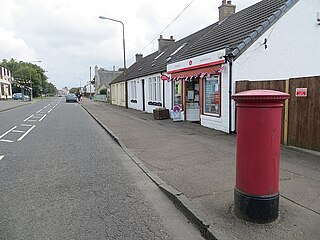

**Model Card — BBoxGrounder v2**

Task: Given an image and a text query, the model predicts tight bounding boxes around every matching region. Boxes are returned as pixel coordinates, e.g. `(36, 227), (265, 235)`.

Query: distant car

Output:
(66, 93), (78, 103)
(13, 93), (22, 100)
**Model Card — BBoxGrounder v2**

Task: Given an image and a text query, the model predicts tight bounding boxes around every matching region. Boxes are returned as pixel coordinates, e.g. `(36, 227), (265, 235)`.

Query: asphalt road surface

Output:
(0, 98), (204, 240)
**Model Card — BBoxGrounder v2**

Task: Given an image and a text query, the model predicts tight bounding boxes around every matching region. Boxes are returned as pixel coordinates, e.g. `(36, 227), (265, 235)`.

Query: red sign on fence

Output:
(295, 88), (307, 97)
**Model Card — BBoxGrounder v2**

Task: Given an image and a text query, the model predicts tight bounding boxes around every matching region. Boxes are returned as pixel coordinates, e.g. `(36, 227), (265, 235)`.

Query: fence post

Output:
(284, 79), (290, 145)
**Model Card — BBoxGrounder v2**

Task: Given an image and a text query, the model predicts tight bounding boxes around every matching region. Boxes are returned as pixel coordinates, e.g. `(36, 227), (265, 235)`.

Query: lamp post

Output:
(89, 66), (92, 100)
(99, 15), (127, 108)
(29, 60), (41, 101)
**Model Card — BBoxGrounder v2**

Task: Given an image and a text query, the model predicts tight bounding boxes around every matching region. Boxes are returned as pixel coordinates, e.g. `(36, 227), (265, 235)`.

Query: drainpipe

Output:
(226, 53), (234, 134)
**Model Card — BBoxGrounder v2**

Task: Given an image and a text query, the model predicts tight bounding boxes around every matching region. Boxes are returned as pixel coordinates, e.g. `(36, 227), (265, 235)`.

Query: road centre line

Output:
(38, 114), (47, 122)
(0, 126), (17, 139)
(23, 114), (34, 122)
(0, 139), (14, 143)
(12, 130), (25, 133)
(17, 125), (36, 141)
(21, 124), (32, 127)
(0, 155), (4, 161)
(48, 109), (53, 113)
(36, 109), (43, 113)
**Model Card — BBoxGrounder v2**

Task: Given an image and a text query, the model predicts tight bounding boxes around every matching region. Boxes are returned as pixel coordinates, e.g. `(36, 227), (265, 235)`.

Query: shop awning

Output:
(162, 65), (225, 81)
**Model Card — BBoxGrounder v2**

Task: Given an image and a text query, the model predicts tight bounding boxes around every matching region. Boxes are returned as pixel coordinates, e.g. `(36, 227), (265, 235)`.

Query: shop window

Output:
(174, 80), (182, 107)
(203, 75), (220, 116)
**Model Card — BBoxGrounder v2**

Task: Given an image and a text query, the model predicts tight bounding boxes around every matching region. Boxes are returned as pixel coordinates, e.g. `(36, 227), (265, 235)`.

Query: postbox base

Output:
(234, 188), (279, 223)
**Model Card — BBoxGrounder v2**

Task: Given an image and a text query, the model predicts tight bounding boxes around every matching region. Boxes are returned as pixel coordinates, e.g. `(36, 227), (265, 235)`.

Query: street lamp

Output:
(99, 16), (126, 70)
(29, 60), (41, 101)
(99, 15), (127, 107)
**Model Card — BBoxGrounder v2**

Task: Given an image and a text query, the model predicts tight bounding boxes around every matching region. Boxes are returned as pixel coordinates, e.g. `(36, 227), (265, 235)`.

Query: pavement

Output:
(0, 99), (33, 112)
(80, 97), (320, 240)
(3, 98), (319, 239)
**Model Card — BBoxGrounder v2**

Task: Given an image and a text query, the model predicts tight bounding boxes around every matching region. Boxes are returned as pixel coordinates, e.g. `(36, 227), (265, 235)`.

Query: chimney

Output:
(158, 35), (175, 51)
(218, 0), (236, 22)
(135, 53), (143, 62)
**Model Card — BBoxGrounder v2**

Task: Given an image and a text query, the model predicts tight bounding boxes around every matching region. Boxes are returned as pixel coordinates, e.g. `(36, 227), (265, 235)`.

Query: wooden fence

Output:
(236, 76), (320, 152)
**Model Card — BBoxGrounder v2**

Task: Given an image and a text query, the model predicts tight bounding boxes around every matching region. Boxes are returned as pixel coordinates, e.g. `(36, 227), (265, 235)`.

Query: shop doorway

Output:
(185, 78), (200, 122)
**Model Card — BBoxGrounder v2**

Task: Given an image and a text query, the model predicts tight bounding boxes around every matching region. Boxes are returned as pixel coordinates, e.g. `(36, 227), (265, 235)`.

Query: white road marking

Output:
(44, 106), (48, 109)
(17, 125), (36, 141)
(0, 126), (17, 139)
(23, 114), (34, 122)
(36, 109), (43, 113)
(12, 130), (25, 133)
(27, 120), (37, 122)
(0, 155), (4, 160)
(21, 124), (32, 127)
(48, 109), (53, 113)
(38, 114), (47, 122)
(0, 139), (14, 143)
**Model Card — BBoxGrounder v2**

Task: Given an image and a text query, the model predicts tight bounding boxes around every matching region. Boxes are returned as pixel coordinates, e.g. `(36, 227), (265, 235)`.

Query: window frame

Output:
(203, 75), (221, 117)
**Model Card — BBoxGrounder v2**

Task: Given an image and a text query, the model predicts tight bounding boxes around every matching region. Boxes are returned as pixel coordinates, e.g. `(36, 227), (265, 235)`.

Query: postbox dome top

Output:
(232, 90), (290, 102)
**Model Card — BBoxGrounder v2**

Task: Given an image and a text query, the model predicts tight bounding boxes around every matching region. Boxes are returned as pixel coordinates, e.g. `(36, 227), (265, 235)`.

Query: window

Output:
(170, 43), (187, 56)
(157, 76), (161, 101)
(203, 75), (220, 116)
(131, 81), (137, 99)
(148, 76), (162, 102)
(1, 84), (4, 95)
(174, 80), (182, 107)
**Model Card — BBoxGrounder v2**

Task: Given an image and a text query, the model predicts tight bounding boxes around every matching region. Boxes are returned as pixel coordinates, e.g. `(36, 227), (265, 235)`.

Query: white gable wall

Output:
(233, 0), (320, 82)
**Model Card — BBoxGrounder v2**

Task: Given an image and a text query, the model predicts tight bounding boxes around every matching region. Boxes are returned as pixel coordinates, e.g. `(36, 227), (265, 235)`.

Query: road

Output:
(0, 98), (204, 240)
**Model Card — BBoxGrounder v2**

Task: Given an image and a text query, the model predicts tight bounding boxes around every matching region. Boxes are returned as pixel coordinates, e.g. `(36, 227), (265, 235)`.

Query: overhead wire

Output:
(125, 0), (196, 65)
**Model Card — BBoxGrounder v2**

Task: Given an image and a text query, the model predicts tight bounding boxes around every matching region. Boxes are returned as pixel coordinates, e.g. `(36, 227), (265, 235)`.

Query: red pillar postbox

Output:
(232, 90), (289, 223)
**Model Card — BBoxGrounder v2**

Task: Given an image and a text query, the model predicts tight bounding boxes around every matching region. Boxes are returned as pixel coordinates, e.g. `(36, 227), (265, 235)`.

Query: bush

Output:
(99, 89), (107, 95)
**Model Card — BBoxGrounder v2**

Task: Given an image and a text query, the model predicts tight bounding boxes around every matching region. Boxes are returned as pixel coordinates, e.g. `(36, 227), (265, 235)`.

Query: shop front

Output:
(167, 49), (226, 122)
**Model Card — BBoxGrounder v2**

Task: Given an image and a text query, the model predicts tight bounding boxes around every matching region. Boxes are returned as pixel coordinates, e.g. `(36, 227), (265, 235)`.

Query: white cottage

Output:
(0, 66), (13, 100)
(167, 0), (320, 133)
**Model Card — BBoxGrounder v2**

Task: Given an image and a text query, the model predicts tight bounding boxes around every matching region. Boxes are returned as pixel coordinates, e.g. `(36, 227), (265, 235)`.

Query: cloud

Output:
(0, 27), (37, 61)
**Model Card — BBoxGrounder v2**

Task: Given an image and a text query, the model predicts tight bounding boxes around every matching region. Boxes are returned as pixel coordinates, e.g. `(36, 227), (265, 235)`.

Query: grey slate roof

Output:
(111, 0), (298, 84)
(172, 0), (299, 62)
(111, 24), (217, 84)
(97, 68), (123, 86)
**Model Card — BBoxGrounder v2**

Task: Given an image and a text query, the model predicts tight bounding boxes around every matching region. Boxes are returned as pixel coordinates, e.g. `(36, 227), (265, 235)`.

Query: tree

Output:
(69, 88), (79, 94)
(1, 58), (51, 98)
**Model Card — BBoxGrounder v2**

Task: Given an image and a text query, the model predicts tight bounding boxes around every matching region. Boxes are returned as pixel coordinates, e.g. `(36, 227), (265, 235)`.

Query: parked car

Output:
(13, 93), (22, 100)
(65, 93), (78, 103)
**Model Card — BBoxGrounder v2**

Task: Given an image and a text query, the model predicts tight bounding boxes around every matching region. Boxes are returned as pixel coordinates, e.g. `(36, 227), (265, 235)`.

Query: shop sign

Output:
(160, 74), (170, 81)
(167, 49), (226, 74)
(172, 105), (183, 122)
(295, 88), (307, 97)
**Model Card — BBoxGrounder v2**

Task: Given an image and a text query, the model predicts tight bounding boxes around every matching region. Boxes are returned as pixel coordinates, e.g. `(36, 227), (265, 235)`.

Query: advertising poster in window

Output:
(204, 75), (220, 116)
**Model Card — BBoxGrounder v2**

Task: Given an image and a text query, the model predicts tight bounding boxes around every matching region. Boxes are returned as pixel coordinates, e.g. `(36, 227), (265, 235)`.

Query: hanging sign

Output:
(160, 74), (170, 81)
(295, 88), (307, 97)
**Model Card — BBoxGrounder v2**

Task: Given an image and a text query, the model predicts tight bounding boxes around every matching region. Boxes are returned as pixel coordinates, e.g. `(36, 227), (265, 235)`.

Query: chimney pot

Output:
(219, 0), (236, 21)
(158, 35), (175, 51)
(135, 53), (143, 62)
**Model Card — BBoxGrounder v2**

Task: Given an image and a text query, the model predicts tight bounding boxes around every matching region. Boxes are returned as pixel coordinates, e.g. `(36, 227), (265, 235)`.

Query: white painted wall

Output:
(200, 63), (230, 133)
(233, 0), (320, 81)
(128, 78), (144, 111)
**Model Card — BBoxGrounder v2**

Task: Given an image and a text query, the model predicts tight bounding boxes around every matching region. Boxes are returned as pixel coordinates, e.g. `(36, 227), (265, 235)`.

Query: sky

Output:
(0, 0), (261, 89)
